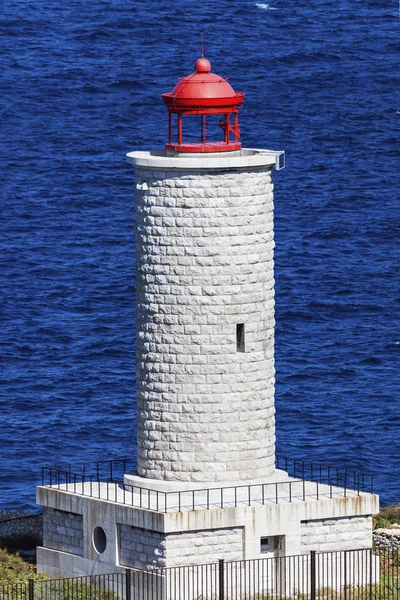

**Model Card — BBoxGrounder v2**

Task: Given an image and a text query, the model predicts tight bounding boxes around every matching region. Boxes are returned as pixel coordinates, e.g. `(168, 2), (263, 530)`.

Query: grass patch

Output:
(374, 504), (400, 529)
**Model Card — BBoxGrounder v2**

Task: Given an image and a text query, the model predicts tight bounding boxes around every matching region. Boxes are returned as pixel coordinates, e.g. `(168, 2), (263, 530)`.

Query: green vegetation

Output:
(32, 579), (120, 599)
(0, 547), (119, 599)
(0, 547), (45, 584)
(373, 504), (400, 529)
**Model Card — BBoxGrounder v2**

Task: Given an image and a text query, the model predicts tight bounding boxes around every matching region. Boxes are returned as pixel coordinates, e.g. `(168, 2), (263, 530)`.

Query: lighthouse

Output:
(36, 55), (377, 583)
(128, 55), (282, 486)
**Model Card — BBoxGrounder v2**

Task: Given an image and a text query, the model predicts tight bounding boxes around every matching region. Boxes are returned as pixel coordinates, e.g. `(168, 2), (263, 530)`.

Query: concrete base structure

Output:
(36, 480), (378, 578)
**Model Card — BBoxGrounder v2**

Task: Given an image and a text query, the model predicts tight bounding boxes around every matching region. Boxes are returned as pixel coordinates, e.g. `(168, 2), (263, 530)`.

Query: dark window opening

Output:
(93, 527), (107, 554)
(260, 537), (270, 553)
(236, 323), (245, 352)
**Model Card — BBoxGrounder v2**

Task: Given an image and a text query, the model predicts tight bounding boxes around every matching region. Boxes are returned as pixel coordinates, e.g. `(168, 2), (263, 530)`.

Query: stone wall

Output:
(164, 526), (243, 567)
(119, 524), (244, 569)
(301, 516), (373, 552)
(43, 507), (84, 557)
(135, 165), (276, 483)
(373, 528), (400, 550)
(119, 525), (165, 569)
(0, 510), (42, 543)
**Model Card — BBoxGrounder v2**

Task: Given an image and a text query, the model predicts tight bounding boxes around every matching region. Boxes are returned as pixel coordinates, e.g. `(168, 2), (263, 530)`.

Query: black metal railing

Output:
(1, 547), (399, 600)
(41, 458), (134, 487)
(276, 455), (374, 495)
(40, 456), (374, 513)
(125, 549), (381, 600)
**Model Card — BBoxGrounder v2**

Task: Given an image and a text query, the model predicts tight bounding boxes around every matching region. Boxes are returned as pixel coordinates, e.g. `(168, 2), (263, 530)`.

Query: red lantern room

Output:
(162, 57), (245, 153)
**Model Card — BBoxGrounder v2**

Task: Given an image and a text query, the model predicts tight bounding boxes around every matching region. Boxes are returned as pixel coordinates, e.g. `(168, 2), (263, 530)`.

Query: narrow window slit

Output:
(236, 323), (245, 352)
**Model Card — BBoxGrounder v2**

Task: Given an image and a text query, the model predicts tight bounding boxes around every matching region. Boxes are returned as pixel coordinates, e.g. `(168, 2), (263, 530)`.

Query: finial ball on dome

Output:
(195, 57), (211, 73)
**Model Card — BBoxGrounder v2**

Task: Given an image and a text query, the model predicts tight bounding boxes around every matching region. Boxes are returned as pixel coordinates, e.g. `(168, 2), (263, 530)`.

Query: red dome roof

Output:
(162, 57), (244, 113)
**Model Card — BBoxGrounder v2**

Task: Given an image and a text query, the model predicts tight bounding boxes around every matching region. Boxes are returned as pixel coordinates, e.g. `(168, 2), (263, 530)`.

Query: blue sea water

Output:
(1, 0), (399, 511)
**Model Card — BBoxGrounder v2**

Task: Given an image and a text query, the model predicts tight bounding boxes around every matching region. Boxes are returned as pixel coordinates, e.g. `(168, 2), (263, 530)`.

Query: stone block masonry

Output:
(119, 525), (165, 569)
(42, 507), (84, 557)
(134, 163), (276, 483)
(300, 516), (373, 552)
(165, 527), (243, 567)
(119, 524), (243, 569)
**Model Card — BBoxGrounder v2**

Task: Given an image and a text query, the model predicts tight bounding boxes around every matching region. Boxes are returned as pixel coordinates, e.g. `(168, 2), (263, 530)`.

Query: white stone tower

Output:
(36, 56), (377, 581)
(133, 159), (276, 484)
(127, 56), (283, 488)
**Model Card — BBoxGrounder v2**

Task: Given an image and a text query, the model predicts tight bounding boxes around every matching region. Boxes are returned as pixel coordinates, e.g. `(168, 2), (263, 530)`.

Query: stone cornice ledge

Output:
(126, 148), (283, 171)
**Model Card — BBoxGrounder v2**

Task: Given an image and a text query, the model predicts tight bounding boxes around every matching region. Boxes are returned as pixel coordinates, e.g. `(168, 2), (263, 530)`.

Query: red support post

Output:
(235, 112), (239, 143)
(178, 114), (183, 145)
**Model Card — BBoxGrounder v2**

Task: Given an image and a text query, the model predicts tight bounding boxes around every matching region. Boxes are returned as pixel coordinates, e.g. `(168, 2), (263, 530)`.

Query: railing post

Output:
(125, 568), (132, 600)
(28, 578), (34, 600)
(369, 548), (373, 600)
(219, 559), (225, 600)
(344, 550), (348, 600)
(310, 551), (316, 600)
